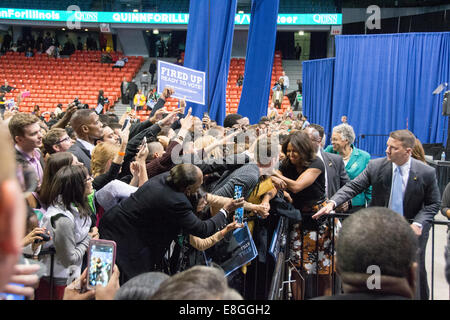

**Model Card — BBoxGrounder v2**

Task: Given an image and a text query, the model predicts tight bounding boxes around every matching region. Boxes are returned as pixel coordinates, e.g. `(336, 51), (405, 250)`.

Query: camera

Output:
(34, 231), (51, 244)
(73, 97), (88, 109)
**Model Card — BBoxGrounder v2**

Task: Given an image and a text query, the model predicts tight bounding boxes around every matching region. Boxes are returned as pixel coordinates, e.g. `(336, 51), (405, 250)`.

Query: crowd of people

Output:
(0, 81), (449, 301)
(120, 71), (161, 112)
(0, 31), (101, 56)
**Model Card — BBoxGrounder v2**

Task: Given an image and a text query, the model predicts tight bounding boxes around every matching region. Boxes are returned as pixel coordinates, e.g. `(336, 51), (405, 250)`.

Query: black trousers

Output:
(416, 222), (431, 300)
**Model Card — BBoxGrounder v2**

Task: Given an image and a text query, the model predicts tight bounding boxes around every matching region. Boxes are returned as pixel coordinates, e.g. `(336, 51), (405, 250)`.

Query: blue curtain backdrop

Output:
(183, 0), (237, 125)
(302, 58), (335, 143)
(237, 0), (280, 124)
(332, 33), (450, 155)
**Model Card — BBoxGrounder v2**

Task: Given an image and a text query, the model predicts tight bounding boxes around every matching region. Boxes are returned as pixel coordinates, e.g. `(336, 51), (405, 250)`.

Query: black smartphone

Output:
(233, 184), (244, 224)
(122, 117), (130, 130)
(34, 230), (51, 244)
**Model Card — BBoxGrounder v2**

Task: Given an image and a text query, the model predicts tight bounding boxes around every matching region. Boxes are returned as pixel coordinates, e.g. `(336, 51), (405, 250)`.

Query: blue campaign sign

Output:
(219, 223), (258, 277)
(157, 60), (205, 105)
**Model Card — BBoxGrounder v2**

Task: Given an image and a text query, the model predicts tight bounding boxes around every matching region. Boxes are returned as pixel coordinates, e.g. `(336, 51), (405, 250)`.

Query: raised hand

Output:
(224, 216), (245, 233)
(179, 97), (186, 112)
(312, 202), (334, 220)
(130, 161), (141, 178)
(1, 264), (41, 299)
(23, 227), (48, 246)
(161, 87), (175, 100)
(136, 142), (149, 161)
(252, 203), (270, 219)
(160, 111), (179, 127)
(180, 107), (193, 129)
(271, 175), (287, 190)
(150, 107), (166, 123)
(63, 268), (95, 300)
(119, 121), (131, 146)
(223, 197), (245, 214)
(95, 265), (121, 300)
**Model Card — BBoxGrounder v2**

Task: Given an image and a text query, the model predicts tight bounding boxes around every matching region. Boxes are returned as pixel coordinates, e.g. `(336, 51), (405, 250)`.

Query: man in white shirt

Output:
(281, 71), (289, 90)
(68, 109), (104, 173)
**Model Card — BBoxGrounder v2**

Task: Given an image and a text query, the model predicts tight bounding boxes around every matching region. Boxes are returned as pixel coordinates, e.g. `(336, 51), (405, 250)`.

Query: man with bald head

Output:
(68, 109), (103, 172)
(314, 207), (419, 300)
(147, 141), (165, 161)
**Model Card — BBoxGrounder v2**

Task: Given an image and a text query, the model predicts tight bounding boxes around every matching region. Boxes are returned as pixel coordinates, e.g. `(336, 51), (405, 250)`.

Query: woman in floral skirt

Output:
(273, 131), (337, 299)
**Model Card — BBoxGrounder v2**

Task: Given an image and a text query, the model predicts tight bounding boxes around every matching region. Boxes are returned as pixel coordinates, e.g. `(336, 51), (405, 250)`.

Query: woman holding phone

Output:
(36, 165), (98, 300)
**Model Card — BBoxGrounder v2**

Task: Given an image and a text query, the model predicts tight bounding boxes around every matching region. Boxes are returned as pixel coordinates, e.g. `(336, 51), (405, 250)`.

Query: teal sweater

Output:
(324, 144), (372, 207)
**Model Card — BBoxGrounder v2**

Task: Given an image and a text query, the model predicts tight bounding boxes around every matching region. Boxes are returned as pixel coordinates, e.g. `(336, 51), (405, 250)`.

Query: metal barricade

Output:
(268, 216), (288, 300)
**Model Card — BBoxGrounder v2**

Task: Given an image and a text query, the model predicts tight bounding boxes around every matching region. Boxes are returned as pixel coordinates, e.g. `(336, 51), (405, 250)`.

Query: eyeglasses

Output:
(56, 136), (71, 145)
(85, 175), (94, 183)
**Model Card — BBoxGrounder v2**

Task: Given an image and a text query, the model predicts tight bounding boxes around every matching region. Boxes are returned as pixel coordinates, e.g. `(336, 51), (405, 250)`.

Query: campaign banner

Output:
(219, 223), (258, 277)
(157, 60), (205, 105)
(0, 8), (342, 25)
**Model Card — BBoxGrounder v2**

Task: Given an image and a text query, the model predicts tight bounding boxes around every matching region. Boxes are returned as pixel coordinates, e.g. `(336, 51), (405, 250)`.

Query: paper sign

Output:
(220, 223), (258, 276)
(157, 60), (205, 105)
(100, 23), (110, 33)
(330, 25), (342, 35)
(95, 103), (104, 114)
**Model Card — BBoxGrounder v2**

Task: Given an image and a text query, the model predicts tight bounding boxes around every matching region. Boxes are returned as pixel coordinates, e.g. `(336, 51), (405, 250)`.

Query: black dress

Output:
(280, 158), (337, 275)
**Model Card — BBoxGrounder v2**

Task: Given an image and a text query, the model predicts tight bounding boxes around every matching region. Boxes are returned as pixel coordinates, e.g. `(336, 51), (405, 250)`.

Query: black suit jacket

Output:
(331, 157), (441, 225)
(15, 147), (45, 170)
(320, 149), (350, 198)
(127, 82), (138, 99)
(68, 140), (92, 173)
(98, 172), (228, 281)
(15, 148), (45, 188)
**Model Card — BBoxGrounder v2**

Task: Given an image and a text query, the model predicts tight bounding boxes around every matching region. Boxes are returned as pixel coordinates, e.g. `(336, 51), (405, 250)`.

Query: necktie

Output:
(390, 167), (404, 215)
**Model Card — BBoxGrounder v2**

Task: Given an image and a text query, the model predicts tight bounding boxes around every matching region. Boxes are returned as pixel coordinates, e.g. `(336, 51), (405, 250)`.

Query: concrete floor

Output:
(426, 214), (449, 300)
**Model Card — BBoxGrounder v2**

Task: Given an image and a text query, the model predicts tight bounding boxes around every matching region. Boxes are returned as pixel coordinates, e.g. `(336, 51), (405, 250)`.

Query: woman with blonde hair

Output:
(89, 126), (148, 227)
(91, 142), (120, 178)
(90, 125), (145, 190)
(194, 135), (223, 160)
(412, 138), (427, 164)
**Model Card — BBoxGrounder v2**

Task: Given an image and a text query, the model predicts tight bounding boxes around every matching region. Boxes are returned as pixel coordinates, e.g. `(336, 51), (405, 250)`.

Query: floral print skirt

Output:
(289, 217), (340, 275)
